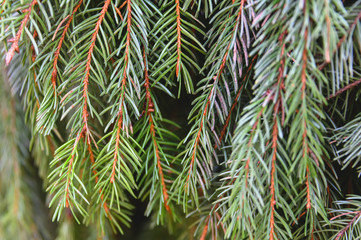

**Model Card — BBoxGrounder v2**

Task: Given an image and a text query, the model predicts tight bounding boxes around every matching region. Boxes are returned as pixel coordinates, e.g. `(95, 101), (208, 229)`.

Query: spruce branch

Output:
(51, 0), (82, 91)
(5, 0), (37, 65)
(135, 50), (181, 225)
(214, 55), (257, 150)
(172, 0), (251, 212)
(80, 0), (111, 142)
(151, 0), (205, 94)
(47, 0), (113, 222)
(143, 52), (171, 213)
(36, 0), (83, 135)
(328, 196), (361, 240)
(2, 0), (361, 238)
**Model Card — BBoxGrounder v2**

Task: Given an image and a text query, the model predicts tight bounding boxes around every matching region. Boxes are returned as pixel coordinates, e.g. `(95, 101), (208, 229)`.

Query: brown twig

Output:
(327, 78), (361, 101)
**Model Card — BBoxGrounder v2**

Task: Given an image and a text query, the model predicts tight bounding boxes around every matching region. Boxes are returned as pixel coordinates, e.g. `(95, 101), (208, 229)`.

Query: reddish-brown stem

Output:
(301, 28), (312, 211)
(119, 1), (127, 11)
(335, 211), (361, 240)
(82, 0), (111, 142)
(301, 29), (308, 98)
(52, 0), (83, 91)
(30, 30), (38, 95)
(210, 0), (246, 146)
(110, 0), (131, 184)
(115, 1), (127, 21)
(215, 0), (245, 77)
(52, 15), (69, 41)
(110, 114), (123, 183)
(65, 0), (110, 210)
(232, 0), (245, 38)
(306, 167), (311, 209)
(292, 210), (307, 226)
(269, 30), (287, 240)
(175, 0), (181, 77)
(5, 0), (37, 65)
(122, 0), (131, 85)
(200, 216), (210, 240)
(232, 106), (264, 209)
(330, 211), (360, 221)
(268, 117), (281, 239)
(185, 35), (232, 187)
(184, 0), (245, 195)
(318, 11), (361, 71)
(143, 51), (170, 212)
(327, 78), (361, 100)
(214, 55), (257, 150)
(214, 83), (242, 149)
(269, 111), (278, 240)
(150, 115), (170, 212)
(31, 30), (37, 63)
(186, 87), (213, 187)
(204, 0), (246, 150)
(337, 11), (361, 50)
(115, 7), (123, 21)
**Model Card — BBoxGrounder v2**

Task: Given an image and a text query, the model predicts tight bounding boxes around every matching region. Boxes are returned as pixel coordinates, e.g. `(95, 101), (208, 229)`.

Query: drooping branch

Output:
(5, 0), (38, 65)
(214, 55), (257, 150)
(184, 7), (240, 188)
(110, 0), (132, 184)
(52, 0), (83, 91)
(56, 0), (111, 213)
(318, 10), (361, 71)
(269, 109), (278, 240)
(269, 30), (286, 240)
(144, 52), (170, 212)
(334, 211), (361, 240)
(301, 28), (312, 211)
(81, 0), (111, 143)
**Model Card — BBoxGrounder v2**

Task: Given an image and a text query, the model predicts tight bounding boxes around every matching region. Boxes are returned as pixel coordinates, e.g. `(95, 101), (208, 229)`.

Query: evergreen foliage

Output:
(1, 0), (361, 239)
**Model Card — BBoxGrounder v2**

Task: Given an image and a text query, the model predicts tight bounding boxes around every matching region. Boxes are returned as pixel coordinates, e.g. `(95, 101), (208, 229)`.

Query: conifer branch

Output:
(214, 55), (257, 149)
(329, 208), (361, 240)
(5, 0), (37, 65)
(144, 53), (170, 212)
(269, 30), (286, 240)
(135, 48), (180, 221)
(269, 113), (278, 240)
(82, 0), (111, 143)
(301, 28), (312, 211)
(64, 133), (82, 208)
(174, 0), (249, 211)
(52, 0), (83, 92)
(2, 0), (361, 238)
(47, 0), (114, 223)
(151, 0), (205, 93)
